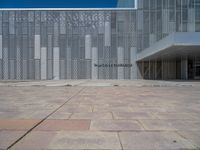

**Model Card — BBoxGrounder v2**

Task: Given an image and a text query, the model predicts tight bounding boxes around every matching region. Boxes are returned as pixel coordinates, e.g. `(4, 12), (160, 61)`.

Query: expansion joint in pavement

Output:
(7, 87), (85, 150)
(117, 132), (124, 150)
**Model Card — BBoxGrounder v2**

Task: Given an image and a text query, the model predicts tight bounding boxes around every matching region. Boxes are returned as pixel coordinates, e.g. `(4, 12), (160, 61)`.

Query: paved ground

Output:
(0, 80), (200, 150)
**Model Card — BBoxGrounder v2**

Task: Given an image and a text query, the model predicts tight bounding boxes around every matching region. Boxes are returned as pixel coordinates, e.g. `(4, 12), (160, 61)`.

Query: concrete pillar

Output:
(53, 47), (60, 80)
(105, 22), (111, 46)
(41, 47), (47, 80)
(117, 47), (124, 80)
(34, 35), (40, 59)
(85, 35), (91, 59)
(130, 47), (140, 79)
(181, 58), (188, 80)
(92, 47), (98, 79)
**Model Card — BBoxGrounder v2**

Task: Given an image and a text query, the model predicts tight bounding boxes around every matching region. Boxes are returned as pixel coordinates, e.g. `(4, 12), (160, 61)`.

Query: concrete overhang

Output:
(136, 32), (200, 61)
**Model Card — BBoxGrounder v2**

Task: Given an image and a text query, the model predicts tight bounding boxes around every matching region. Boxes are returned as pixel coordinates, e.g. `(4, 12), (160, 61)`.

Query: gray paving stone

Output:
(153, 112), (198, 120)
(48, 131), (121, 149)
(1, 82), (200, 149)
(10, 131), (57, 150)
(140, 119), (200, 131)
(0, 131), (26, 149)
(119, 131), (196, 150)
(48, 112), (72, 119)
(70, 112), (113, 119)
(177, 131), (200, 148)
(91, 120), (144, 131)
(113, 112), (155, 119)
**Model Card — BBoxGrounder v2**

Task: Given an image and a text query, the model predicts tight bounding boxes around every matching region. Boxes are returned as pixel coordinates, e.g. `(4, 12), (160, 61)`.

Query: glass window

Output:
(196, 22), (200, 31)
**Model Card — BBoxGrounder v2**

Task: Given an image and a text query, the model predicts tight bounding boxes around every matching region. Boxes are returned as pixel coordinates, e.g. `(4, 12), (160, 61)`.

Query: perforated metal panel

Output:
(0, 10), (136, 80)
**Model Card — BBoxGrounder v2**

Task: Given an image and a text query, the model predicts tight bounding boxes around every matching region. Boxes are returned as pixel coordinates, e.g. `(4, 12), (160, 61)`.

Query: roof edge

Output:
(0, 8), (136, 11)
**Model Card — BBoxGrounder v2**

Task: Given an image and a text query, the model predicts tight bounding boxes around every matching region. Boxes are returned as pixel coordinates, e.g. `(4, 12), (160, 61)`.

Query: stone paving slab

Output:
(34, 119), (91, 131)
(91, 120), (144, 131)
(140, 119), (200, 131)
(0, 119), (40, 130)
(48, 131), (121, 150)
(0, 130), (26, 149)
(153, 112), (199, 120)
(0, 82), (200, 149)
(177, 131), (200, 148)
(70, 112), (113, 119)
(113, 112), (155, 119)
(47, 112), (72, 119)
(58, 104), (93, 113)
(10, 131), (57, 150)
(119, 131), (196, 150)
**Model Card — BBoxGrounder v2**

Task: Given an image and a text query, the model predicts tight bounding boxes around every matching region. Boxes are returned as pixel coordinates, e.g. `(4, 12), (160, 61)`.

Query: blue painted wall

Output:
(0, 0), (118, 8)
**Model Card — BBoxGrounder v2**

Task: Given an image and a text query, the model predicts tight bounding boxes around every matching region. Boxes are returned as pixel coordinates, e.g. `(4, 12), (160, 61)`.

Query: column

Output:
(117, 47), (124, 80)
(53, 47), (60, 80)
(85, 35), (91, 59)
(92, 47), (98, 79)
(41, 47), (47, 80)
(130, 47), (139, 79)
(181, 57), (188, 80)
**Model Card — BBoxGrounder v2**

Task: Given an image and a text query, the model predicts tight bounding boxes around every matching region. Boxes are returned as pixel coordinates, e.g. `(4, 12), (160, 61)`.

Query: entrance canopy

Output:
(136, 32), (200, 61)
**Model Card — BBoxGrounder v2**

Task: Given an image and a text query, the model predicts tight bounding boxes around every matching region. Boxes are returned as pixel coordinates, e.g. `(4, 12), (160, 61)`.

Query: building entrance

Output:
(188, 58), (200, 80)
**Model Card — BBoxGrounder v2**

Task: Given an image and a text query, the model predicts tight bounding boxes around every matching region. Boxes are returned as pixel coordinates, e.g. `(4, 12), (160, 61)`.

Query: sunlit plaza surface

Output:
(0, 80), (200, 150)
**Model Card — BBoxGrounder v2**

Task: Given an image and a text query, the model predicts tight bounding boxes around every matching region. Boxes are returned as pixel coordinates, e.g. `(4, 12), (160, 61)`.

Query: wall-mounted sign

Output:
(94, 64), (133, 67)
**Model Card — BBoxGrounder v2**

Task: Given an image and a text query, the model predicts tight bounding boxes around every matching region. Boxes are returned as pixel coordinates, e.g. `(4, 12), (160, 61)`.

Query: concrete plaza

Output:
(0, 80), (200, 150)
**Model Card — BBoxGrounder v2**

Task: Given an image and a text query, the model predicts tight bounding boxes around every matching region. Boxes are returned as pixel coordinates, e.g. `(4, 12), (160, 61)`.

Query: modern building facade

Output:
(0, 0), (200, 80)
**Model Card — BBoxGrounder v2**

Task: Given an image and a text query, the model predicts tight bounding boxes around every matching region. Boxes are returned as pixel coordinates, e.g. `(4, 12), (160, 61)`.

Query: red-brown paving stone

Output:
(0, 119), (41, 130)
(34, 119), (91, 131)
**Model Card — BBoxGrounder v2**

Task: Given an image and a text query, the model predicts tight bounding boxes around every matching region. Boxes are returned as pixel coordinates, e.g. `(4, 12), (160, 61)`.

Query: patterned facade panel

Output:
(0, 10), (135, 80)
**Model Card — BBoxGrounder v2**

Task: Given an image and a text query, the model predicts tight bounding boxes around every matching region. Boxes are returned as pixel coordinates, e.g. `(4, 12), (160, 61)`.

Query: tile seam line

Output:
(117, 132), (124, 150)
(7, 87), (86, 150)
